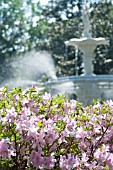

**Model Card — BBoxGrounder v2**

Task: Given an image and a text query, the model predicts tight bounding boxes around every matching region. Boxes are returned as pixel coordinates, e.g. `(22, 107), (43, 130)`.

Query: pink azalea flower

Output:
(65, 119), (76, 137)
(44, 154), (56, 169)
(31, 149), (44, 169)
(0, 139), (9, 158)
(42, 92), (51, 105)
(2, 107), (17, 124)
(60, 154), (77, 170)
(63, 101), (69, 114)
(59, 155), (67, 170)
(70, 100), (77, 111)
(76, 127), (88, 139)
(21, 98), (29, 106)
(74, 155), (81, 169)
(20, 145), (26, 156)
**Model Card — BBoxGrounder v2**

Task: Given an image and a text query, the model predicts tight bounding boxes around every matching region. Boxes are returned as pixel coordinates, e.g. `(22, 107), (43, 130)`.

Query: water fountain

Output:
(44, 4), (113, 105)
(1, 4), (113, 105)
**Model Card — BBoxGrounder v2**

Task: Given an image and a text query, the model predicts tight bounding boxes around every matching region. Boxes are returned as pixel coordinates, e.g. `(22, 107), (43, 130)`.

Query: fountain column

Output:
(79, 43), (95, 75)
(80, 4), (94, 75)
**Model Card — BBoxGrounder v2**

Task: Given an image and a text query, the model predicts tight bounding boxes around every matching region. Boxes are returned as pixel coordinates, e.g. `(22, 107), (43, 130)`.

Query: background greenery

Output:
(0, 0), (113, 82)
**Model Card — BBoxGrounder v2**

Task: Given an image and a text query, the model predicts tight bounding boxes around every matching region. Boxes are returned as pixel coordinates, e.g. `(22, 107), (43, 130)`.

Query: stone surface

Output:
(44, 75), (113, 106)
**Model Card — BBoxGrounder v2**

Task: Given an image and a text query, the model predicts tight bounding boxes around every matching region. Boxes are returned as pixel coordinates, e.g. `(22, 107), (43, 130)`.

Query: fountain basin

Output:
(44, 75), (113, 105)
(65, 37), (109, 47)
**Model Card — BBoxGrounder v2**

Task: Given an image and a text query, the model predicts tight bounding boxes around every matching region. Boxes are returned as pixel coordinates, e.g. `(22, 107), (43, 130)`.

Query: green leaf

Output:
(37, 121), (43, 127)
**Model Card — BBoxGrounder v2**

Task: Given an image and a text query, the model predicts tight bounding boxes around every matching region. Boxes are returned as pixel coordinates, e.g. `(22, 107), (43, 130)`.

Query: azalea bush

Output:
(0, 86), (113, 169)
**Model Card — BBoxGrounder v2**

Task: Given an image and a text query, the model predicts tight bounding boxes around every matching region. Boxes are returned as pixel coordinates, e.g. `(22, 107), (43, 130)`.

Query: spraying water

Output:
(1, 50), (57, 89)
(0, 50), (76, 100)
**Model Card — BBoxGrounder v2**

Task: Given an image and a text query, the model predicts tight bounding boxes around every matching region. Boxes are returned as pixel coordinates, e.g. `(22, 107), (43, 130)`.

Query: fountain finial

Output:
(82, 4), (92, 38)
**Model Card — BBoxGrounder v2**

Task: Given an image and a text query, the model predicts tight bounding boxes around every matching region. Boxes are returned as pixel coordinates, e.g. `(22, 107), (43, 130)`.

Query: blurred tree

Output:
(0, 0), (46, 82)
(0, 0), (26, 82)
(26, 0), (49, 51)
